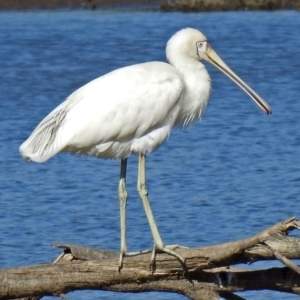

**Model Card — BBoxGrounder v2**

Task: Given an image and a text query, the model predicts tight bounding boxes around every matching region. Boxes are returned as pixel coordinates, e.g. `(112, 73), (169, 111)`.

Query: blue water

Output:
(1, 9), (300, 299)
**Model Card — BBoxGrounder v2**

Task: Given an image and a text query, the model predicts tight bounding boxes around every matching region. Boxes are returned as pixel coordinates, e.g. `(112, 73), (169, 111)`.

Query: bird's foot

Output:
(164, 244), (189, 250)
(118, 251), (125, 272)
(118, 245), (189, 272)
(119, 248), (154, 272)
(150, 244), (188, 271)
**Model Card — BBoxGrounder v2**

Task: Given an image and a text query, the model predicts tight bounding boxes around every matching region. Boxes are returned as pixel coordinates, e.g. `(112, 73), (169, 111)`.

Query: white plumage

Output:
(20, 28), (271, 270)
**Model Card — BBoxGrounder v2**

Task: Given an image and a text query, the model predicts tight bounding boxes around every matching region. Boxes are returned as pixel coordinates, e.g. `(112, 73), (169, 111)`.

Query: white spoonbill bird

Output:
(20, 28), (271, 270)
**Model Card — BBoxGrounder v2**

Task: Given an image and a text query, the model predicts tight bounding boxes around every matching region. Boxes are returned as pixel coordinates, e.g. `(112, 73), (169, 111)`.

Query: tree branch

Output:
(1, 217), (300, 300)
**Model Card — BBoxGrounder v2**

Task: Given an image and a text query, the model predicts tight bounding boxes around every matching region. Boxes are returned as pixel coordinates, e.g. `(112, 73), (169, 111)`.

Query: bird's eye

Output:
(197, 42), (203, 48)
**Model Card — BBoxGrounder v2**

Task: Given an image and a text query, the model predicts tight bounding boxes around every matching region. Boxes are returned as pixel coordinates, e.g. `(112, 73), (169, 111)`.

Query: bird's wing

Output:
(20, 62), (184, 162)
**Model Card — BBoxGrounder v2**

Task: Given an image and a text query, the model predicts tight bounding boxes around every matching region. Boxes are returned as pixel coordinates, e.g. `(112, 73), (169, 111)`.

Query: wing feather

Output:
(20, 62), (184, 162)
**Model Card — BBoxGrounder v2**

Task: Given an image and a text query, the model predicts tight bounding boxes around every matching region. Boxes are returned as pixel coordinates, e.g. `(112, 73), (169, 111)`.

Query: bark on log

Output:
(1, 217), (300, 300)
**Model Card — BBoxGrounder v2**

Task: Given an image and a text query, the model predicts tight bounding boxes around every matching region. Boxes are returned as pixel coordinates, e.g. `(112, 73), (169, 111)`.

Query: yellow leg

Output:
(118, 158), (128, 271)
(137, 154), (186, 269)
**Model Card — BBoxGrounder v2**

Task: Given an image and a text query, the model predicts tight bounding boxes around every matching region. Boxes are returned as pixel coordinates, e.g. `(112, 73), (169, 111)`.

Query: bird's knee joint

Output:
(118, 184), (128, 203)
(138, 183), (148, 196)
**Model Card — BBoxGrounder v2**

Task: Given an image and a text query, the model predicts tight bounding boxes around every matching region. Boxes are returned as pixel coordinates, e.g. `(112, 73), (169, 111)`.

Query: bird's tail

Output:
(20, 108), (68, 163)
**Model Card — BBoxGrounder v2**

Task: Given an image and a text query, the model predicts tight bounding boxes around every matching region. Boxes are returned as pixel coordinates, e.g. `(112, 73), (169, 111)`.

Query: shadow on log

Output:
(1, 217), (300, 300)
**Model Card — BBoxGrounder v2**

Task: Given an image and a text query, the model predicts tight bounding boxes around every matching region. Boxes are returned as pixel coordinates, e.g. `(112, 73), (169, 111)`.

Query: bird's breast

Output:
(175, 64), (212, 126)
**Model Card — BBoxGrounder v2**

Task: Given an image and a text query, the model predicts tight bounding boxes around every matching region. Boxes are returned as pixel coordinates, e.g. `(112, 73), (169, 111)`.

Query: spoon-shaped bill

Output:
(205, 44), (272, 115)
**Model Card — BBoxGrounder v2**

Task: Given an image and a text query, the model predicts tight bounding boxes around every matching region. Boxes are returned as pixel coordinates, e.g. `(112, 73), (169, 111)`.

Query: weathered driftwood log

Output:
(1, 217), (300, 300)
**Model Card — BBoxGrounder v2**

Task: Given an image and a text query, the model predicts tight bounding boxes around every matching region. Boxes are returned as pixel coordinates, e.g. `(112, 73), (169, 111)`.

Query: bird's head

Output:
(167, 28), (208, 62)
(167, 28), (272, 115)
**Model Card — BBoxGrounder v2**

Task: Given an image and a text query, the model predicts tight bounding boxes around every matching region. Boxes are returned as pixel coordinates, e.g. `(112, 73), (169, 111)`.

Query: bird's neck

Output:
(171, 56), (212, 126)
